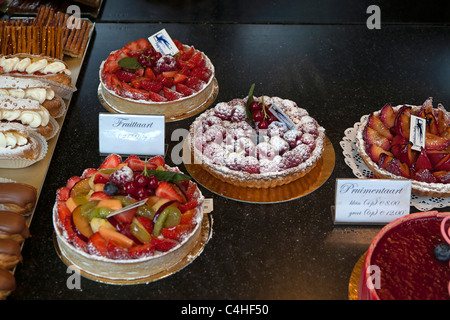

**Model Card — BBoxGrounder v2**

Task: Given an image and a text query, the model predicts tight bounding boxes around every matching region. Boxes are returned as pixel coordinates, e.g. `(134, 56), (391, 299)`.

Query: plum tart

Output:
(53, 154), (205, 281)
(187, 87), (326, 188)
(99, 38), (215, 118)
(356, 98), (450, 197)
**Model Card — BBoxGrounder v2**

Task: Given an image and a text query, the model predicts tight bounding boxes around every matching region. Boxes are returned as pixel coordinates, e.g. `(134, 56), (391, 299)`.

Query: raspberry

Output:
(281, 149), (304, 168)
(235, 137), (256, 157)
(214, 102), (233, 120)
(155, 55), (177, 73)
(203, 143), (225, 165)
(302, 122), (319, 137)
(267, 121), (288, 137)
(256, 142), (276, 160)
(225, 152), (244, 171)
(269, 135), (290, 156)
(204, 125), (226, 144)
(230, 105), (247, 122)
(109, 166), (134, 188)
(241, 156), (260, 174)
(259, 158), (279, 173)
(283, 129), (303, 148)
(301, 133), (317, 151)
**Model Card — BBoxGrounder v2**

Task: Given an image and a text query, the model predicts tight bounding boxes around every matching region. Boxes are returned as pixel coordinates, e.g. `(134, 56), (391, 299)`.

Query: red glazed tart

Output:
(356, 98), (450, 197)
(359, 211), (450, 300)
(99, 38), (216, 118)
(53, 154), (205, 281)
(187, 93), (325, 188)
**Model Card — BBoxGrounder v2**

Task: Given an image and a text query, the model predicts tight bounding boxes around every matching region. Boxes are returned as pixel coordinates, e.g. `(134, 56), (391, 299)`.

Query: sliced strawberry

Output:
(57, 201), (71, 223)
(124, 40), (139, 52)
(161, 224), (192, 241)
(124, 155), (140, 164)
(156, 74), (174, 88)
(176, 59), (195, 70)
(116, 69), (137, 82)
(149, 91), (168, 102)
(163, 87), (185, 101)
(93, 172), (110, 184)
(87, 232), (108, 257)
(185, 76), (205, 91)
(178, 199), (198, 213)
(180, 209), (197, 225)
(81, 168), (98, 179)
(149, 155), (165, 167)
(188, 52), (203, 66)
(106, 240), (130, 260)
(172, 39), (184, 51)
(136, 38), (150, 50)
(144, 67), (156, 80)
(180, 46), (195, 60)
(189, 67), (211, 82)
(99, 154), (122, 170)
(141, 80), (163, 93)
(89, 191), (112, 201)
(162, 71), (177, 78)
(110, 74), (122, 95)
(103, 59), (120, 73)
(66, 176), (82, 190)
(56, 187), (70, 201)
(155, 181), (183, 202)
(176, 83), (195, 96)
(184, 182), (197, 201)
(130, 76), (147, 89)
(151, 236), (178, 252)
(174, 73), (187, 84)
(135, 216), (153, 234)
(114, 207), (137, 224)
(128, 243), (155, 258)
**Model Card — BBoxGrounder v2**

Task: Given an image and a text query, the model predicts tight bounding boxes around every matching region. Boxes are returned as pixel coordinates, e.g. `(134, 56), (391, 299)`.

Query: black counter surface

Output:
(5, 0), (450, 303)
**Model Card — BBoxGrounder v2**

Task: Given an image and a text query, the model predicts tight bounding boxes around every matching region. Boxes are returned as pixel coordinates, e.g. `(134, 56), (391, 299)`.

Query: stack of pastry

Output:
(0, 18), (64, 60)
(33, 5), (93, 58)
(0, 182), (35, 299)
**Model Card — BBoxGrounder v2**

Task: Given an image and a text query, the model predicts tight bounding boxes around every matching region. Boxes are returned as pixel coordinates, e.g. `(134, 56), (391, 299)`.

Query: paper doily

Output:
(340, 115), (450, 212)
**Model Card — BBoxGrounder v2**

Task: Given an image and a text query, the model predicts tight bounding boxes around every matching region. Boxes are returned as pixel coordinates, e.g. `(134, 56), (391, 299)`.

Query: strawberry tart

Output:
(187, 88), (326, 188)
(53, 154), (205, 282)
(356, 98), (450, 197)
(359, 211), (450, 300)
(99, 38), (216, 120)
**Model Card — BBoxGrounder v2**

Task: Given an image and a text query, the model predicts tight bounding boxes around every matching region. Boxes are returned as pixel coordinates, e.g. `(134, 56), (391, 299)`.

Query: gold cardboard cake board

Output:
(184, 136), (335, 203)
(348, 252), (366, 300)
(54, 213), (212, 285)
(98, 78), (219, 122)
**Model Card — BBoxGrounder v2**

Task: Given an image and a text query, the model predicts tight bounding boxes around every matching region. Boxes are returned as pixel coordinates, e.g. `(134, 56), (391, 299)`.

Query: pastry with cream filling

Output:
(0, 122), (44, 160)
(0, 75), (66, 117)
(0, 94), (57, 140)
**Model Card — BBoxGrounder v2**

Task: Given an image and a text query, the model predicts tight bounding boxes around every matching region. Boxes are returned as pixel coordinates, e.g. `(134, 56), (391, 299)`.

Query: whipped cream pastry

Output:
(0, 95), (50, 128)
(0, 56), (71, 76)
(0, 76), (55, 104)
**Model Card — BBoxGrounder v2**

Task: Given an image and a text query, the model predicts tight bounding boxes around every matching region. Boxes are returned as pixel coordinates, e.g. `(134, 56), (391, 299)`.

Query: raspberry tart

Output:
(187, 86), (326, 188)
(53, 154), (205, 282)
(99, 38), (216, 120)
(356, 98), (450, 197)
(359, 211), (450, 300)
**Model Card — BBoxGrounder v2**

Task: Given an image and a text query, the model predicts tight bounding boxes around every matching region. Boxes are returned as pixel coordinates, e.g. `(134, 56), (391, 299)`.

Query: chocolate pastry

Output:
(0, 239), (22, 269)
(0, 182), (37, 215)
(0, 211), (30, 243)
(0, 268), (15, 299)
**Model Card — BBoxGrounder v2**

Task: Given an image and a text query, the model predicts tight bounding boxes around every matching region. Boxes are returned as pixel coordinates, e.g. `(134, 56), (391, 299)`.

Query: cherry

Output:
(252, 110), (264, 122)
(249, 101), (262, 112)
(147, 175), (159, 189)
(134, 187), (148, 200)
(124, 181), (137, 195)
(258, 120), (269, 129)
(135, 174), (149, 187)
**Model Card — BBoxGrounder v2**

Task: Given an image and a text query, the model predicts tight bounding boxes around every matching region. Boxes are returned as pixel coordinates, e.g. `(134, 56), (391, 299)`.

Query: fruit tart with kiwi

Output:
(53, 154), (205, 281)
(356, 97), (450, 197)
(99, 37), (216, 118)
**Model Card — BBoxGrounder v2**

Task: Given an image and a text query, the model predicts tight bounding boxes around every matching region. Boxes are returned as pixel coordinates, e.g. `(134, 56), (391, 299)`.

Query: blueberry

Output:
(103, 182), (118, 196)
(434, 243), (450, 261)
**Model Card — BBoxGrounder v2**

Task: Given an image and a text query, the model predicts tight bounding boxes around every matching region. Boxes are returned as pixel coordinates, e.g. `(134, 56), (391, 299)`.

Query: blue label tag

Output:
(148, 29), (179, 56)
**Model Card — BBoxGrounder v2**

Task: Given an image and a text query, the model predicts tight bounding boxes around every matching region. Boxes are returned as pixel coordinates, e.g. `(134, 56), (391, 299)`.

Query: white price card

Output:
(148, 29), (179, 56)
(269, 104), (297, 130)
(409, 115), (426, 151)
(98, 113), (165, 156)
(333, 178), (411, 224)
